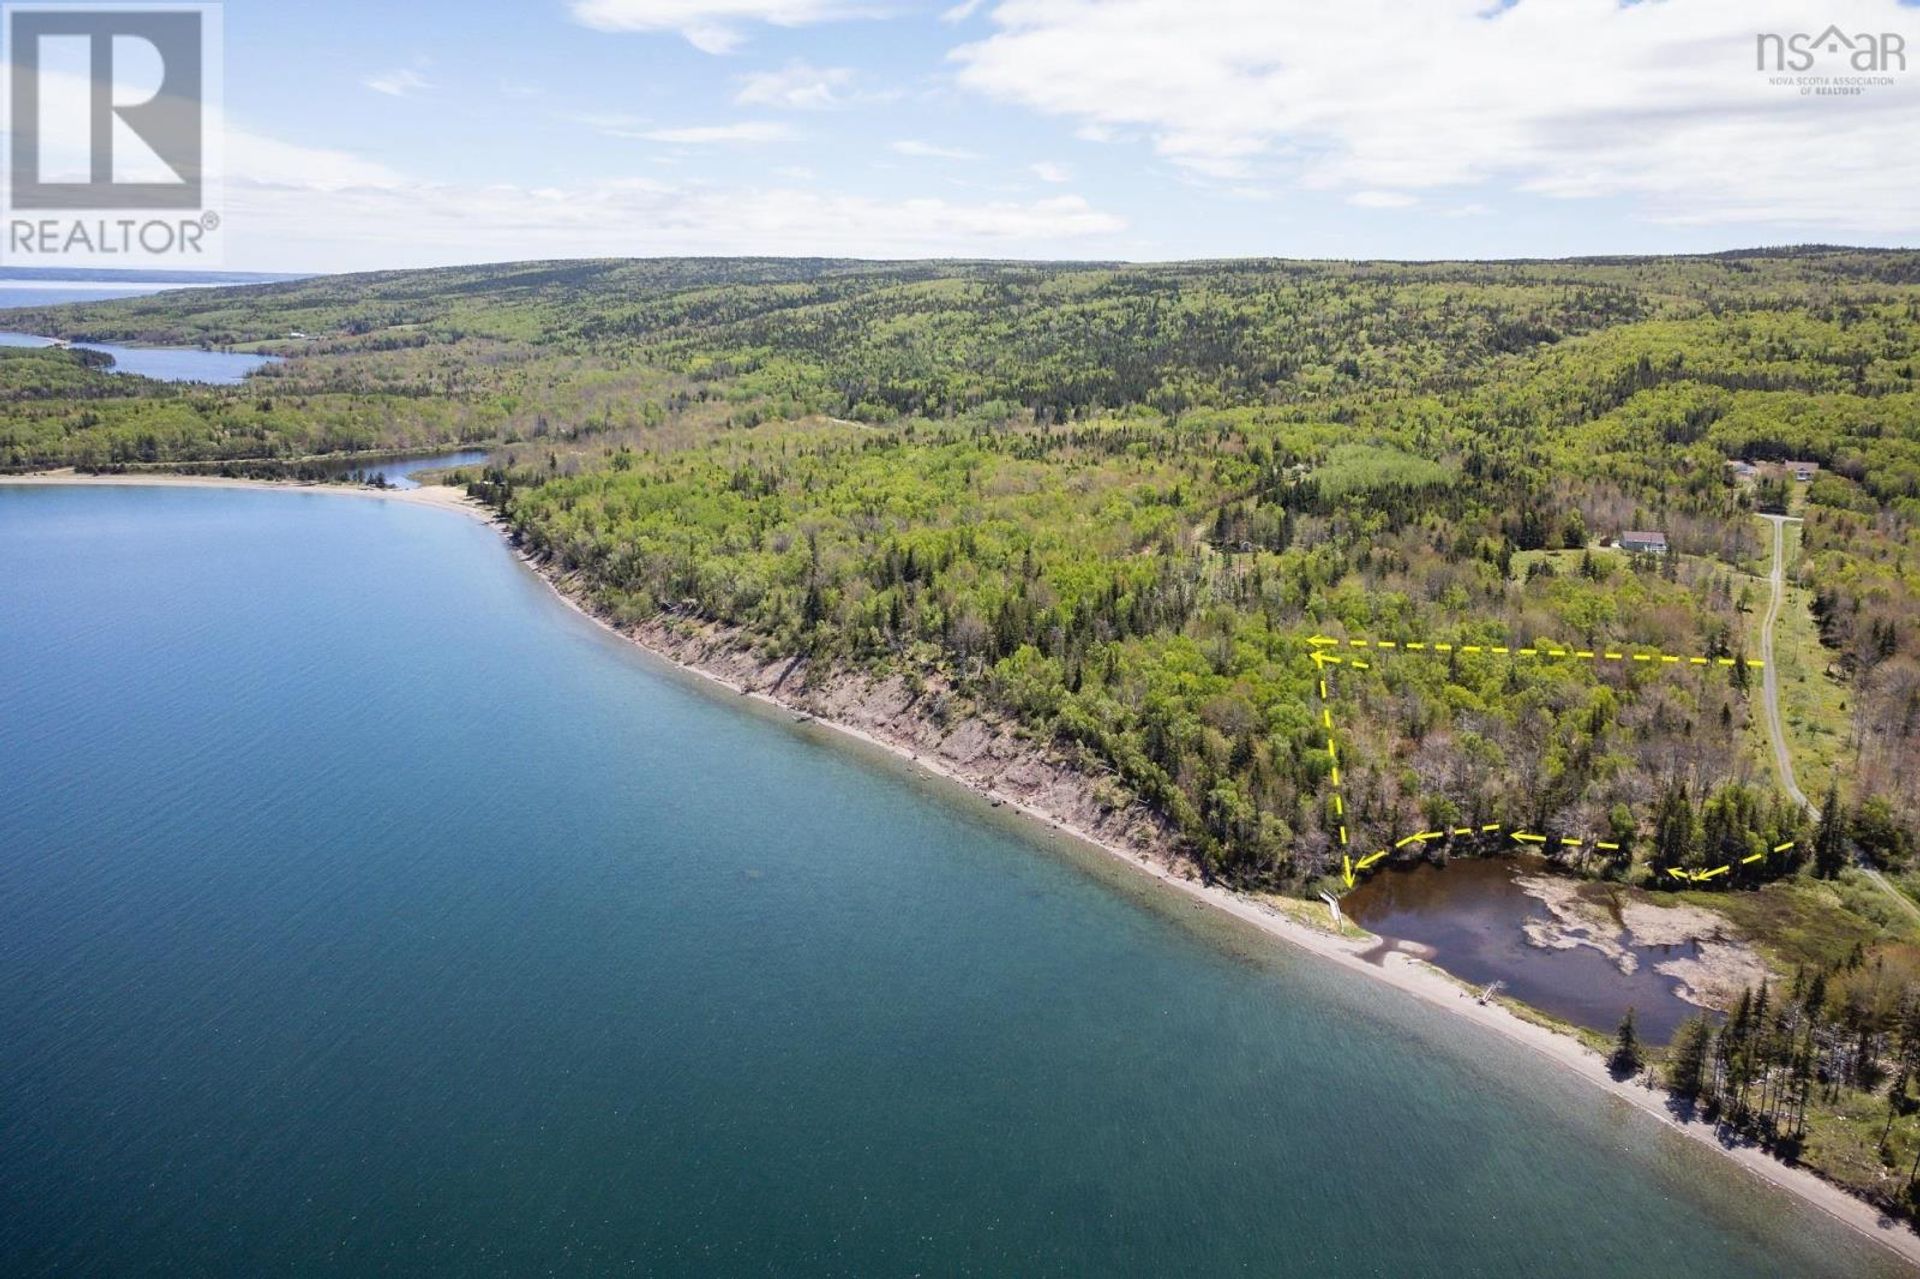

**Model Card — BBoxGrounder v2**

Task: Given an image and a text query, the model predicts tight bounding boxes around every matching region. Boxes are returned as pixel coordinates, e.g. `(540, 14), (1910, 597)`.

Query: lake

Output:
(0, 276), (285, 385)
(0, 484), (1907, 1276)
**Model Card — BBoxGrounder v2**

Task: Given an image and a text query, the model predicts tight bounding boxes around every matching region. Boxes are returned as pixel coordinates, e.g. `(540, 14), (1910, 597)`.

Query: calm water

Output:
(0, 331), (276, 384)
(1346, 858), (1705, 1042)
(0, 283), (189, 308)
(0, 278), (282, 385)
(314, 449), (492, 489)
(0, 486), (1908, 1277)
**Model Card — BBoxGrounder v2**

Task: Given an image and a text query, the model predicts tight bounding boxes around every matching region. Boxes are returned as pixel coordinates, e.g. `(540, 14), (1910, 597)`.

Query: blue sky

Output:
(202, 0), (1920, 271)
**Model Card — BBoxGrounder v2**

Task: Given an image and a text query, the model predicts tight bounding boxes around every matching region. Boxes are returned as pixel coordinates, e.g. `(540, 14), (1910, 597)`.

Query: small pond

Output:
(315, 449), (492, 490)
(1344, 856), (1710, 1042)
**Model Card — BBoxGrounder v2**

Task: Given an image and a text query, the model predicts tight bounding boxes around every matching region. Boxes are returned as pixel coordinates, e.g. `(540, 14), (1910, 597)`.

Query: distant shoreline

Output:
(0, 469), (479, 513)
(7, 467), (1917, 1270)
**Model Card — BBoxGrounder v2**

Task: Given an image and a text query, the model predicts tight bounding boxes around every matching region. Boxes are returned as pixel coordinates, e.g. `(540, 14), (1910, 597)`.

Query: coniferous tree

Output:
(1668, 1015), (1715, 1100)
(1813, 786), (1848, 879)
(1651, 779), (1698, 881)
(1610, 1008), (1644, 1079)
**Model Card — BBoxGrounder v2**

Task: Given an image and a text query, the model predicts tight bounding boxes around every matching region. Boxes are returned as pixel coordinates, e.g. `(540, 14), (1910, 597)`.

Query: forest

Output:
(4, 252), (1915, 884)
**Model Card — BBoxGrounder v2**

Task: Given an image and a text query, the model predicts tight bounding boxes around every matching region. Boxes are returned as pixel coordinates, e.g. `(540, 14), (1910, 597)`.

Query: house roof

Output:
(1621, 531), (1668, 545)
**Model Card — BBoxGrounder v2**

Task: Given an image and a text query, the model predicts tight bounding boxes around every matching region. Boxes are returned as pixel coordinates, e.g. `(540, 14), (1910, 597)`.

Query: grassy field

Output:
(1507, 545), (1626, 582)
(1694, 873), (1920, 970)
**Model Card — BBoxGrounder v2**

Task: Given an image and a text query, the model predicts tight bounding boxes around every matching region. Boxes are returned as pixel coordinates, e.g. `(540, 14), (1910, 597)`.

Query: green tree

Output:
(1853, 796), (1914, 869)
(1667, 1014), (1714, 1100)
(1650, 780), (1697, 882)
(1610, 1008), (1644, 1079)
(1813, 786), (1848, 879)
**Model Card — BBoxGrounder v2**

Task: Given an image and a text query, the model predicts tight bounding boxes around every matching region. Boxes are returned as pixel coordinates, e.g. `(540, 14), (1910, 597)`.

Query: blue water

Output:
(0, 279), (281, 384)
(316, 448), (492, 489)
(0, 284), (185, 308)
(0, 485), (1909, 1277)
(0, 330), (275, 385)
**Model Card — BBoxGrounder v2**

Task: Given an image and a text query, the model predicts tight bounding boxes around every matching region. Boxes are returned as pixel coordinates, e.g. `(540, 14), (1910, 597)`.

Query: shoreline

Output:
(0, 468), (484, 515)
(9, 469), (1918, 1269)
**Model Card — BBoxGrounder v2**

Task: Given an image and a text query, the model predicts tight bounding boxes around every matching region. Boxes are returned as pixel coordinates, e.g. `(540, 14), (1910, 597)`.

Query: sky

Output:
(128, 1), (1920, 269)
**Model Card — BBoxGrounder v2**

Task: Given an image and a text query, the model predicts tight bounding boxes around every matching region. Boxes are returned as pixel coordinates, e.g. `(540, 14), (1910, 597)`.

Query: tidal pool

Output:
(1344, 856), (1711, 1042)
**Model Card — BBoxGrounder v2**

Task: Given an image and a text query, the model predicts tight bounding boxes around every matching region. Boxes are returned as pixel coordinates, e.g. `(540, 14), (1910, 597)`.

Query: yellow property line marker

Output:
(1334, 823), (1634, 891)
(1315, 651), (1350, 849)
(1314, 634), (1761, 669)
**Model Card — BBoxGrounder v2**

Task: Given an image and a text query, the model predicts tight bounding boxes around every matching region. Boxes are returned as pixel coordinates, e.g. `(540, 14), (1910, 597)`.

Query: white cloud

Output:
(1029, 160), (1071, 183)
(942, 0), (986, 21)
(569, 1), (870, 54)
(568, 110), (651, 133)
(892, 139), (980, 160)
(211, 105), (1121, 271)
(224, 168), (1126, 271)
(228, 127), (406, 192)
(735, 61), (856, 109)
(364, 68), (430, 97)
(1348, 190), (1416, 209)
(638, 121), (799, 144)
(568, 114), (799, 143)
(951, 0), (1920, 233)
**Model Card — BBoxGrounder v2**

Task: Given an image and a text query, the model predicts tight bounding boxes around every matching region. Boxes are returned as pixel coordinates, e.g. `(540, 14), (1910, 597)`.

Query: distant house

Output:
(1751, 459), (1819, 483)
(1727, 460), (1760, 482)
(1618, 531), (1668, 554)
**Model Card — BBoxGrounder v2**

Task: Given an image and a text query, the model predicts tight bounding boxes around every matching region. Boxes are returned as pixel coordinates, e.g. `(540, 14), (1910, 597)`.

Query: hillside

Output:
(4, 252), (1915, 872)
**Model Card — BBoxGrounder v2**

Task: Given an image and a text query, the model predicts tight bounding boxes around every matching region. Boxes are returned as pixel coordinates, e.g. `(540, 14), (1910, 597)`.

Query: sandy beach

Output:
(9, 468), (1918, 1269)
